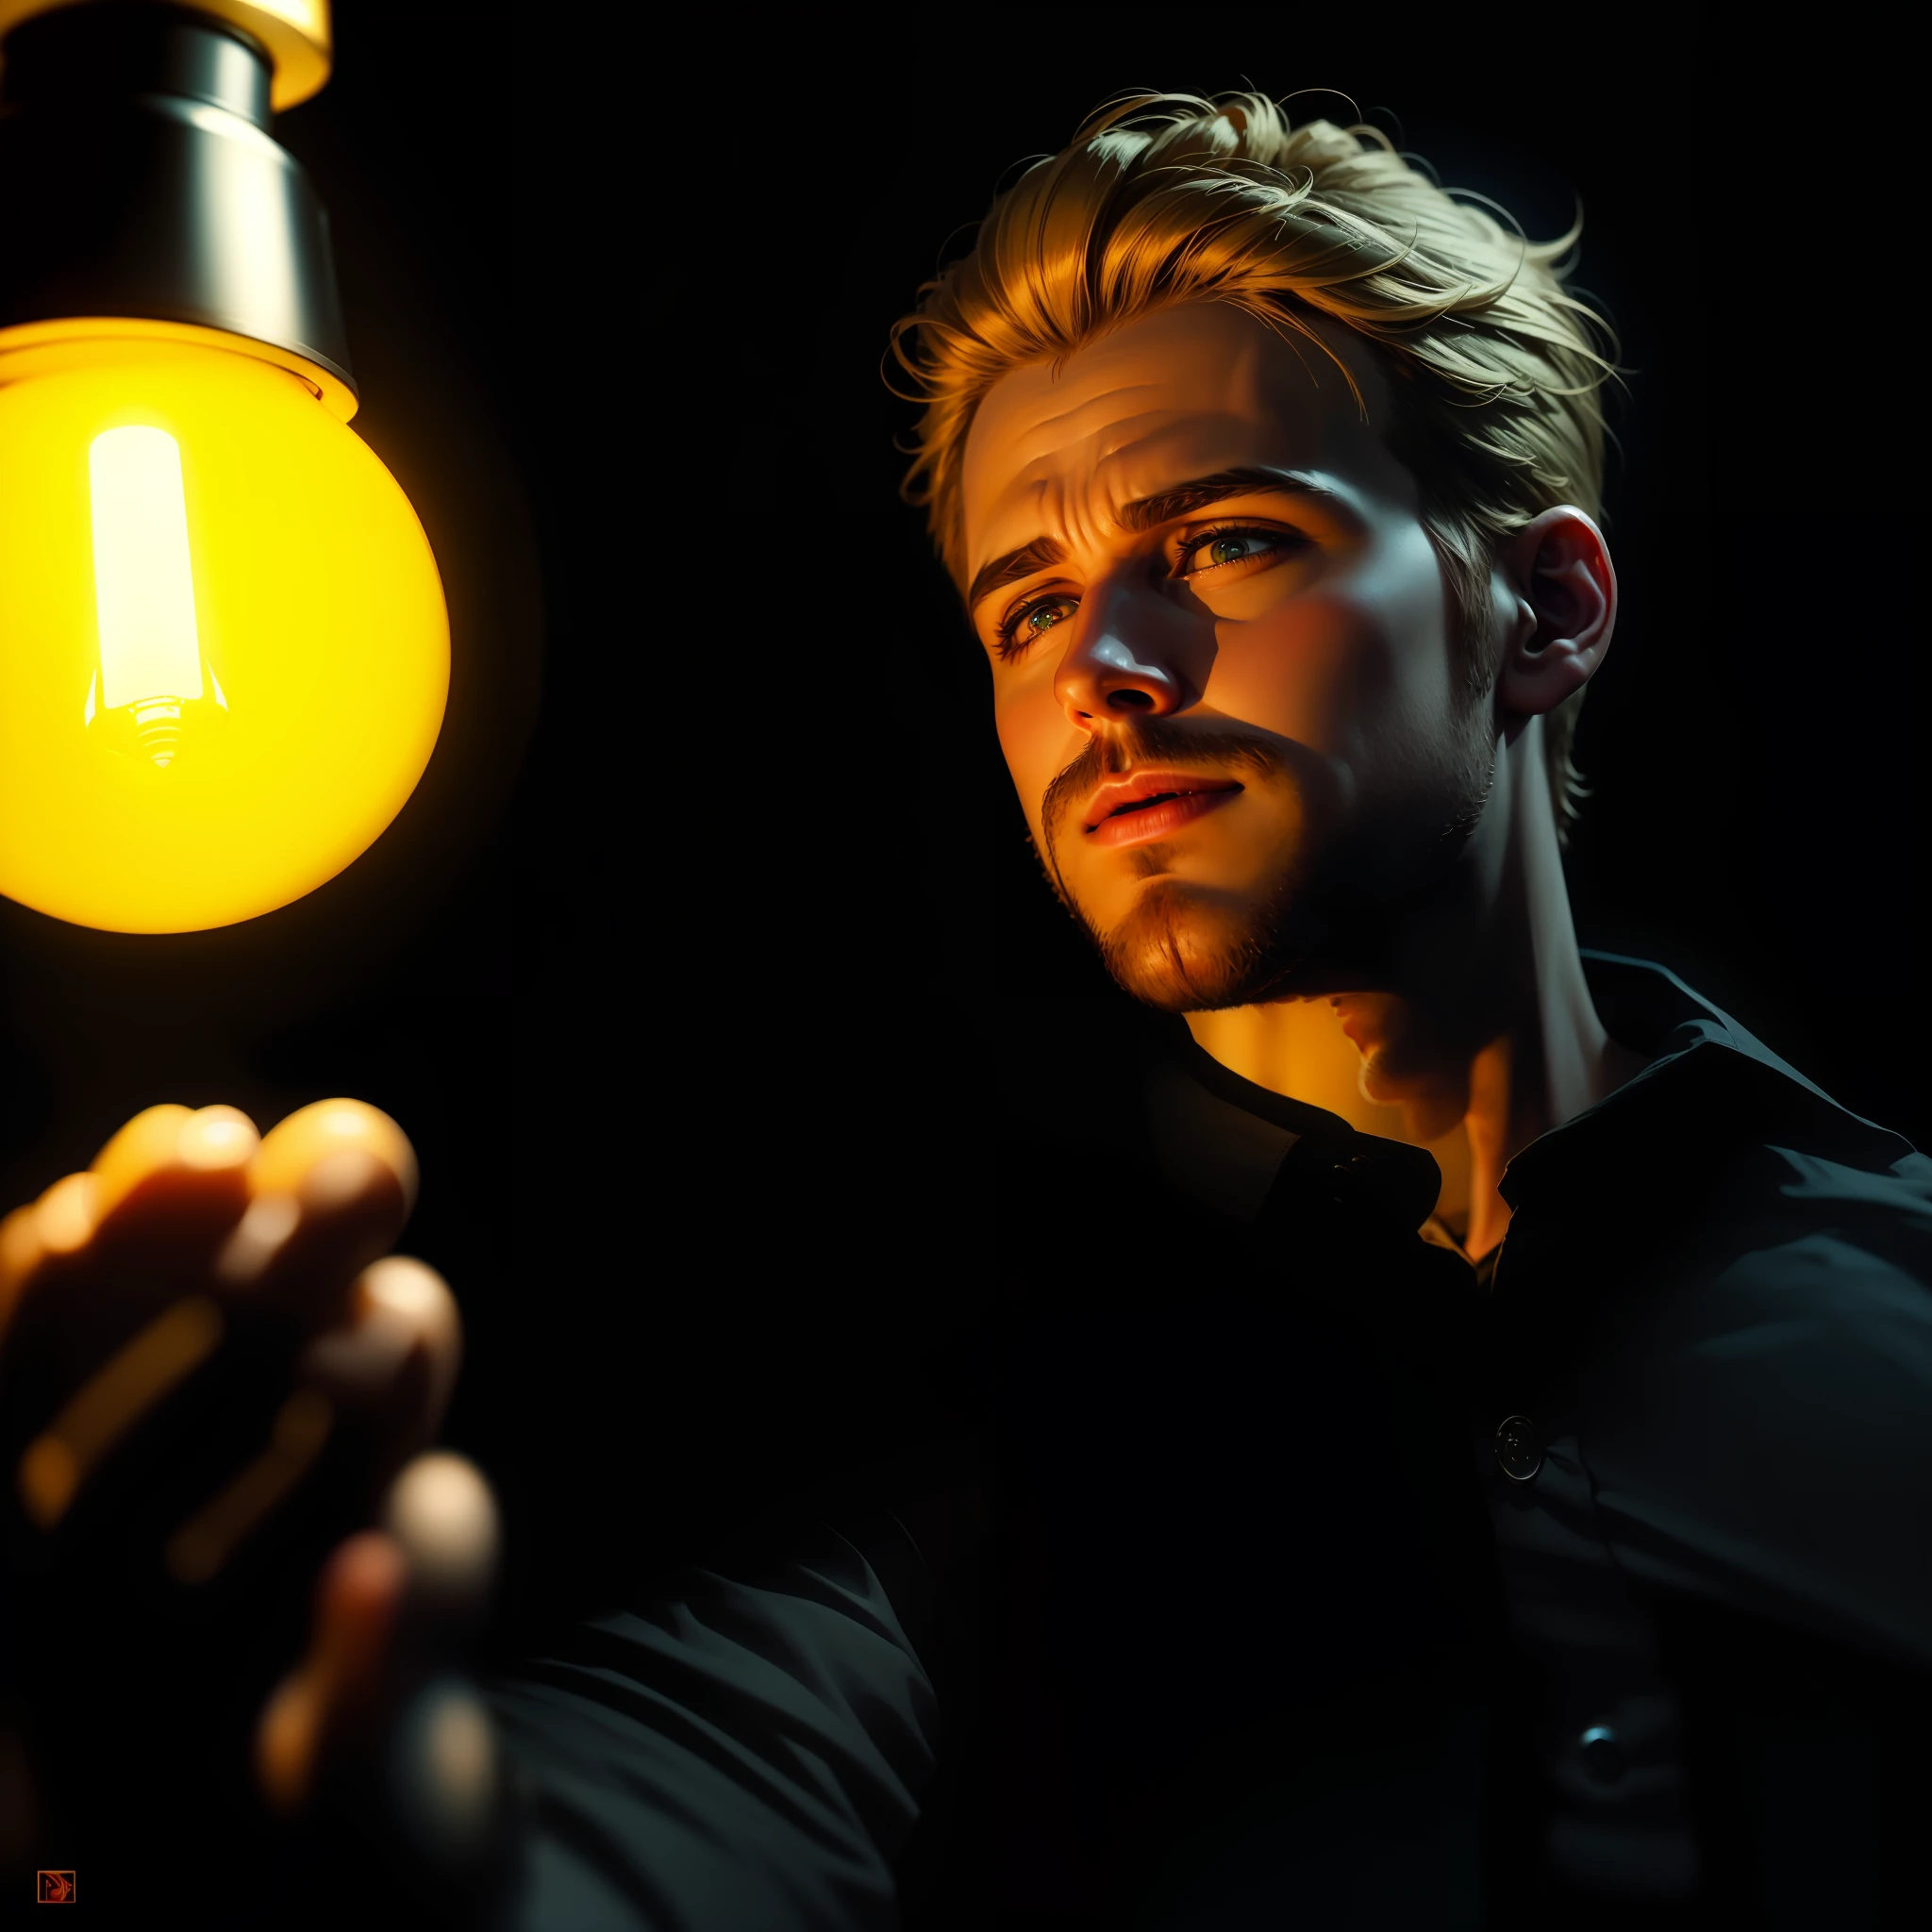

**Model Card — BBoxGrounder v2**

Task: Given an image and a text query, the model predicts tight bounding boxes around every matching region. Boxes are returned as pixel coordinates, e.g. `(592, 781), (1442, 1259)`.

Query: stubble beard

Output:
(1045, 704), (1500, 1017)
(1038, 719), (1325, 1014)
(1089, 856), (1317, 1013)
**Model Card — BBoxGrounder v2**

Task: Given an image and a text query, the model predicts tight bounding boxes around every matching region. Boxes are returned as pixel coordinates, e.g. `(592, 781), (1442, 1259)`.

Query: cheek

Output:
(1202, 593), (1401, 752)
(993, 675), (1067, 832)
(1203, 533), (1455, 753)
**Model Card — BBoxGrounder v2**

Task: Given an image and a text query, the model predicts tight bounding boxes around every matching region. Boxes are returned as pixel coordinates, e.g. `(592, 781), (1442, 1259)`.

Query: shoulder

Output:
(1658, 1136), (1932, 1357)
(1512, 964), (1932, 1661)
(1579, 1157), (1932, 1671)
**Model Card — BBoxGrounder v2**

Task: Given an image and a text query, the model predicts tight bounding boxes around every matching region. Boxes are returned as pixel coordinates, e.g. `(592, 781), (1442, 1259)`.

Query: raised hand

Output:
(0, 1100), (507, 1921)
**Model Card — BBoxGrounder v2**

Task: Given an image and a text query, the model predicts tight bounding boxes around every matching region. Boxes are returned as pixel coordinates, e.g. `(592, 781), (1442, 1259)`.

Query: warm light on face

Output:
(0, 336), (448, 932)
(958, 303), (1471, 1012)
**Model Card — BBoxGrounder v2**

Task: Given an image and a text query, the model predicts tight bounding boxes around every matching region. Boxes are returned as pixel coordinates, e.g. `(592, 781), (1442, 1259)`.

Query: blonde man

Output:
(6, 88), (1927, 1932)
(879, 89), (1932, 1928)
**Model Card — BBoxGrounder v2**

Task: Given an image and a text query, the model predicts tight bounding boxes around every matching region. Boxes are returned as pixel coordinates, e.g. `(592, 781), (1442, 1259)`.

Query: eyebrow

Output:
(967, 468), (1336, 613)
(966, 534), (1067, 614)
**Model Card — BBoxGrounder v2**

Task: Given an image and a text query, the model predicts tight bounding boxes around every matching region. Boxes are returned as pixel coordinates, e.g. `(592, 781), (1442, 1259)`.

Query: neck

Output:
(1187, 719), (1643, 1260)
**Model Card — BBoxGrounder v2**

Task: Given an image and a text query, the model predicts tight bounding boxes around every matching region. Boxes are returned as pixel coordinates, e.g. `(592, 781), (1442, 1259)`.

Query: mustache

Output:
(1039, 719), (1291, 901)
(1041, 719), (1289, 840)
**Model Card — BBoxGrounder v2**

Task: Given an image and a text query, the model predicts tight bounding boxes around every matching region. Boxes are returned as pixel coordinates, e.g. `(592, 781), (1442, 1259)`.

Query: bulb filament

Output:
(85, 425), (218, 768)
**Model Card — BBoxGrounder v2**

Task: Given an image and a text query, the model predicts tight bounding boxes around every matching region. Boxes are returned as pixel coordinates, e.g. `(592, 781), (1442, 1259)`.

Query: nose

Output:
(1054, 597), (1190, 724)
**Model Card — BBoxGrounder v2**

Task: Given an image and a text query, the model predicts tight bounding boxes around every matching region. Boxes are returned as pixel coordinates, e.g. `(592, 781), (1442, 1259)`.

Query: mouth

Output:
(1082, 770), (1243, 849)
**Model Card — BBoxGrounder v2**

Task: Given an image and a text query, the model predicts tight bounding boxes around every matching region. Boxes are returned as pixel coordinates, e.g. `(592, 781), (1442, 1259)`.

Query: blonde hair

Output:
(889, 91), (1623, 844)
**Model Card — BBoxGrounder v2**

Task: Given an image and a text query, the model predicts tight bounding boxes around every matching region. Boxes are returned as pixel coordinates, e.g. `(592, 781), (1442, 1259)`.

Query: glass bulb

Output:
(0, 333), (448, 933)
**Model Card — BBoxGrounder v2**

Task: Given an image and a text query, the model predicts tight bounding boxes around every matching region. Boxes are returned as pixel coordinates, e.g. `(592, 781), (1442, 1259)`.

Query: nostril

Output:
(1107, 689), (1156, 711)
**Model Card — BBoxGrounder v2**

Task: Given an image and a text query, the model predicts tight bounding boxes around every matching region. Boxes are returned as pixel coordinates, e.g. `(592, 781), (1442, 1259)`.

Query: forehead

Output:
(961, 301), (1410, 565)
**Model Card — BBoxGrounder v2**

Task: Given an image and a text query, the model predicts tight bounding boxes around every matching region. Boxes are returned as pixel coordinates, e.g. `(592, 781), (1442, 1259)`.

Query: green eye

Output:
(1181, 526), (1300, 576)
(1209, 533), (1266, 566)
(995, 593), (1080, 660)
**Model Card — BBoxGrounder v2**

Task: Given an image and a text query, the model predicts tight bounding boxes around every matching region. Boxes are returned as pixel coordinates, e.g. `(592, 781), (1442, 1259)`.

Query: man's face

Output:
(961, 300), (1496, 1011)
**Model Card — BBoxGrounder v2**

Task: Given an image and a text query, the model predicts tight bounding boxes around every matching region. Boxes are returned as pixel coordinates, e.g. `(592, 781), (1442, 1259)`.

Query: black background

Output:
(1, 0), (1923, 1665)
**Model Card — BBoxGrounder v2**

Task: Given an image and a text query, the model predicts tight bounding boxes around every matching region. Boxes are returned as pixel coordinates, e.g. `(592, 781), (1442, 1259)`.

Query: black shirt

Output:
(483, 953), (1932, 1928)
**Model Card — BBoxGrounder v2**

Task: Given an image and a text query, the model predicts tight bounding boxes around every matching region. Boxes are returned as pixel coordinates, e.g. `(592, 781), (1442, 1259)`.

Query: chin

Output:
(1358, 1045), (1466, 1141)
(1091, 876), (1305, 1013)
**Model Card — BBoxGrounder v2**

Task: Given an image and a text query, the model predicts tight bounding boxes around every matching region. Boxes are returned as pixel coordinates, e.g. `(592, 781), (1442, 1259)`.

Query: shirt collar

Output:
(1141, 951), (1912, 1231)
(1149, 1018), (1443, 1234)
(1498, 951), (1915, 1208)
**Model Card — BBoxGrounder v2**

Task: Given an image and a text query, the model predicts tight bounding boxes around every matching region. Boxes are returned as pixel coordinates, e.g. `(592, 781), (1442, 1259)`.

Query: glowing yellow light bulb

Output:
(0, 328), (448, 933)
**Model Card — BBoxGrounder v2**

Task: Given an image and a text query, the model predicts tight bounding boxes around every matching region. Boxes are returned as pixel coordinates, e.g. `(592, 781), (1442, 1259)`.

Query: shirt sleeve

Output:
(481, 1522), (940, 1932)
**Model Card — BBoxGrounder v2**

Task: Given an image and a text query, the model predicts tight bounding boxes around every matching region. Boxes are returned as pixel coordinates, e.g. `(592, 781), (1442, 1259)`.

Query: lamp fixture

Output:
(0, 0), (448, 933)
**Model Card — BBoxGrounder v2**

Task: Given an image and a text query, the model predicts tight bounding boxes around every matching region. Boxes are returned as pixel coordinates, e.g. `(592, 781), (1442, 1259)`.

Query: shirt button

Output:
(1580, 1724), (1627, 1783)
(1494, 1414), (1543, 1482)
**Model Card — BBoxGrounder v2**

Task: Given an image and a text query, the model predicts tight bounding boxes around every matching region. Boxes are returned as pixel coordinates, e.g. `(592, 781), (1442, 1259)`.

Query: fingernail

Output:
(382, 1453), (499, 1624)
(177, 1106), (259, 1173)
(358, 1257), (461, 1421)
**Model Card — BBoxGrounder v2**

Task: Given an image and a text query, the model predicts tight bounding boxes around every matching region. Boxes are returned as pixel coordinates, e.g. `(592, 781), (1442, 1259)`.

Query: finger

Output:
(385, 1677), (507, 1879)
(295, 1259), (463, 1485)
(358, 1258), (461, 1434)
(256, 1528), (408, 1817)
(249, 1100), (419, 1219)
(316, 1465), (507, 1897)
(217, 1103), (419, 1324)
(0, 1130), (251, 1518)
(1, 1107), (257, 1371)
(27, 1261), (458, 1574)
(87, 1103), (195, 1203)
(0, 1204), (46, 1352)
(91, 1103), (259, 1223)
(221, 1152), (408, 1329)
(70, 1108), (258, 1323)
(252, 1454), (500, 1819)
(141, 1260), (462, 1577)
(27, 1172), (97, 1257)
(0, 1173), (98, 1355)
(381, 1452), (499, 1638)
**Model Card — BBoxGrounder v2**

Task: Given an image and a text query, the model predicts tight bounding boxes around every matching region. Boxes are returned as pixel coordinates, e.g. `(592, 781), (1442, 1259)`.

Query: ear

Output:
(1492, 507), (1617, 717)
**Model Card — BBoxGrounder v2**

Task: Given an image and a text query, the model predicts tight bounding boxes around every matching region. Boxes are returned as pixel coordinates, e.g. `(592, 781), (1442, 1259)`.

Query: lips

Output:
(1083, 769), (1242, 830)
(1081, 769), (1243, 848)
